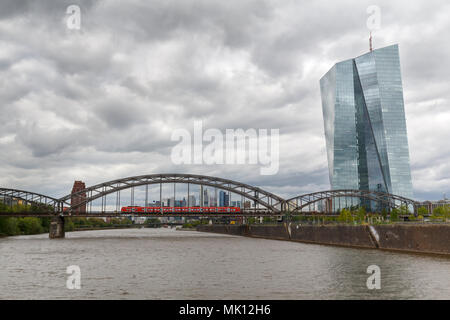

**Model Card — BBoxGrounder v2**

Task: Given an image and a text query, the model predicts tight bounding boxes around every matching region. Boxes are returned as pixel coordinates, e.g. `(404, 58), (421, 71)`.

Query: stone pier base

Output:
(49, 216), (65, 239)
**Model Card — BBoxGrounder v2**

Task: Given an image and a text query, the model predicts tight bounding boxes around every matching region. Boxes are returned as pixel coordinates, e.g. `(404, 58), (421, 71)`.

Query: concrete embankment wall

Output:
(197, 224), (450, 256)
(372, 225), (450, 255)
(289, 225), (376, 249)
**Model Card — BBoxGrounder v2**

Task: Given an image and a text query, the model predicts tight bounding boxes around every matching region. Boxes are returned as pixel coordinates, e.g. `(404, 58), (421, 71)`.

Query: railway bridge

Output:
(0, 173), (419, 238)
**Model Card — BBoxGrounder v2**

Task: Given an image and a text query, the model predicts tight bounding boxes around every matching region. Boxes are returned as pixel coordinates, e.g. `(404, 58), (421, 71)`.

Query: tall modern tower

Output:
(320, 44), (413, 200)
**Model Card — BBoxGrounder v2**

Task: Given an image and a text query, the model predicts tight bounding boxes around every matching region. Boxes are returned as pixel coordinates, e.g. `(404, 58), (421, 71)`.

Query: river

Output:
(0, 228), (449, 299)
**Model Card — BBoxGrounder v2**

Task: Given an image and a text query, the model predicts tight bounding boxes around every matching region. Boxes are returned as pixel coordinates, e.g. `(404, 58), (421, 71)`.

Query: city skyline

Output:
(0, 1), (449, 201)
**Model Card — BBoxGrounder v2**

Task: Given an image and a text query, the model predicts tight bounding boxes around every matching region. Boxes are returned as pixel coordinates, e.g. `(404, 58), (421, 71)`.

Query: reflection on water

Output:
(0, 228), (449, 299)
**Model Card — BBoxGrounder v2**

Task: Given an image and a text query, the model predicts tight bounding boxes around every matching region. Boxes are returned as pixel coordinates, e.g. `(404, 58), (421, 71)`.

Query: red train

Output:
(121, 206), (241, 214)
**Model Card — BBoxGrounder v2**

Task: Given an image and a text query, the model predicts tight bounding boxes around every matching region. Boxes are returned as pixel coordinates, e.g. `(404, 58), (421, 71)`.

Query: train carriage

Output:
(121, 206), (241, 214)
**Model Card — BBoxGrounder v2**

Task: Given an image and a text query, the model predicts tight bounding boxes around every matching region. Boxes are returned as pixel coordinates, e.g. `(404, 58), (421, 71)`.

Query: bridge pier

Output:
(49, 216), (65, 239)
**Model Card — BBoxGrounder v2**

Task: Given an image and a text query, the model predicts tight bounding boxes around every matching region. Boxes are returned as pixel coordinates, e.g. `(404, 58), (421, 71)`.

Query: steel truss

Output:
(58, 174), (286, 214)
(286, 189), (418, 214)
(1, 177), (421, 216)
(0, 188), (62, 212)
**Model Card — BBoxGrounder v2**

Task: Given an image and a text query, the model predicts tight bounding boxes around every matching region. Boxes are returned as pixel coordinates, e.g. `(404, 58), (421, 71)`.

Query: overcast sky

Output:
(0, 0), (449, 201)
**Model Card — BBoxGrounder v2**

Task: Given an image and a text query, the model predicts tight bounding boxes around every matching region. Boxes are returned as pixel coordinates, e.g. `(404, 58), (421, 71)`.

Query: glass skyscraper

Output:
(320, 44), (413, 201)
(219, 190), (229, 207)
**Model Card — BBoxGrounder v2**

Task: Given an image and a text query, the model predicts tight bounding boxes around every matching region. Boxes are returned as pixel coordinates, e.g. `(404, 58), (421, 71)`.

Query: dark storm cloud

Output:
(15, 123), (89, 157)
(95, 100), (149, 129)
(0, 0), (449, 201)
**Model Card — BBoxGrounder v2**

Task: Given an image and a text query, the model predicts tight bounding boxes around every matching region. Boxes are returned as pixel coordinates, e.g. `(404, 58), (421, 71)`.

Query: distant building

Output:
(70, 180), (86, 214)
(417, 199), (450, 214)
(231, 201), (241, 208)
(187, 195), (196, 206)
(219, 191), (229, 207)
(209, 196), (216, 207)
(203, 189), (209, 206)
(174, 199), (183, 207)
(0, 197), (25, 206)
(131, 216), (147, 224)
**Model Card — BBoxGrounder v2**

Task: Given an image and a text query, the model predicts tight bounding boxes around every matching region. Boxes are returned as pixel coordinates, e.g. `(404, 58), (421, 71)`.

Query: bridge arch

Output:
(0, 188), (63, 212)
(286, 189), (418, 214)
(59, 174), (286, 214)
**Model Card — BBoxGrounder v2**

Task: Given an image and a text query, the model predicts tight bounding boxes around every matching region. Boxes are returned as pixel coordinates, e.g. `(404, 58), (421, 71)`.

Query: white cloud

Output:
(0, 0), (449, 201)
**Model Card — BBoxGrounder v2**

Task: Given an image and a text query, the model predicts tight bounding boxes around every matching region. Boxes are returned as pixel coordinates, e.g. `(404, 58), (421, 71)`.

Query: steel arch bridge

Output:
(0, 188), (62, 211)
(0, 174), (421, 216)
(286, 189), (419, 214)
(58, 173), (287, 214)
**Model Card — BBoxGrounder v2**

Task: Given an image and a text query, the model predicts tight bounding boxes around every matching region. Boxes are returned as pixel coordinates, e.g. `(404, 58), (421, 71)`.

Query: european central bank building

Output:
(320, 44), (413, 210)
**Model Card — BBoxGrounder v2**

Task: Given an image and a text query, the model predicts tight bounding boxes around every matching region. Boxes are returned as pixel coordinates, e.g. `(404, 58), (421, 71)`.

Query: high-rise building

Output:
(70, 180), (86, 214)
(219, 191), (229, 207)
(203, 189), (209, 206)
(320, 44), (413, 200)
(187, 195), (196, 207)
(209, 196), (216, 207)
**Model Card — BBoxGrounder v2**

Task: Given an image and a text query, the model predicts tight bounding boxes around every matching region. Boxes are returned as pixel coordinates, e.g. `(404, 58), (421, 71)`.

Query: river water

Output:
(0, 228), (449, 299)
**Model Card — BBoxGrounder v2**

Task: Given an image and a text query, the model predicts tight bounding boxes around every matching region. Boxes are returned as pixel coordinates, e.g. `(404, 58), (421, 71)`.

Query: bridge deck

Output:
(0, 211), (279, 218)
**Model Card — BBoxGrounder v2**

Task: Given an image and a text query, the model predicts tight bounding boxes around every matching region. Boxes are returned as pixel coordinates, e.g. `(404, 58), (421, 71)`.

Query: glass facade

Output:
(320, 44), (413, 203)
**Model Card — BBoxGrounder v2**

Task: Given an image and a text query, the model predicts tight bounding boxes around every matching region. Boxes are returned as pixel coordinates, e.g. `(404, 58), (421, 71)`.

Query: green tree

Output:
(247, 217), (256, 224)
(0, 217), (20, 236)
(445, 206), (450, 218)
(263, 217), (273, 223)
(338, 208), (353, 223)
(40, 217), (51, 232)
(432, 207), (445, 218)
(88, 218), (107, 227)
(399, 205), (409, 215)
(18, 217), (44, 235)
(390, 208), (399, 222)
(381, 208), (388, 220)
(65, 218), (75, 232)
(357, 207), (366, 222)
(417, 206), (428, 216)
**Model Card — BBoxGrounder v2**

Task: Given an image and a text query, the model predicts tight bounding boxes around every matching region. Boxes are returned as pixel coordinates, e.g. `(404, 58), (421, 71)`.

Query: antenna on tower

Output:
(369, 32), (373, 52)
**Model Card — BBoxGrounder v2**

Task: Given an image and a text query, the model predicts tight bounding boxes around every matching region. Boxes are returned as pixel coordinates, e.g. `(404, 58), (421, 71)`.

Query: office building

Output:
(320, 44), (413, 202)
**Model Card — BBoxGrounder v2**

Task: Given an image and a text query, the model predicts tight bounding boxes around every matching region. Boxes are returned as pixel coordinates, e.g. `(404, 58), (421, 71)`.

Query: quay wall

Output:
(197, 224), (450, 255)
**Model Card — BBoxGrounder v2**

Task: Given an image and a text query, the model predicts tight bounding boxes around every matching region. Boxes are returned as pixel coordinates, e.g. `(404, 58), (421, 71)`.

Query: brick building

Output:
(71, 180), (86, 214)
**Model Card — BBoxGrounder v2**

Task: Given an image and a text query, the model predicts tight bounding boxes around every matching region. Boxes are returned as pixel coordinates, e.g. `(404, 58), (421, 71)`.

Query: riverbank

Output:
(197, 224), (450, 256)
(0, 215), (156, 238)
(177, 227), (196, 231)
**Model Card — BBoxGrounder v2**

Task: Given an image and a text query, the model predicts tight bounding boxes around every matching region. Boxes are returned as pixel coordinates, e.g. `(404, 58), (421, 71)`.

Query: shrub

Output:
(337, 208), (353, 223)
(390, 208), (399, 222)
(18, 217), (44, 235)
(417, 207), (428, 216)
